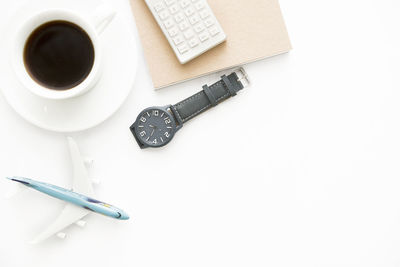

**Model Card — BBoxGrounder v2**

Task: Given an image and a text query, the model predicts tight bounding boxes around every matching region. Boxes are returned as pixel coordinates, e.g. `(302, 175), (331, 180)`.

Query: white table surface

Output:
(1, 0), (400, 266)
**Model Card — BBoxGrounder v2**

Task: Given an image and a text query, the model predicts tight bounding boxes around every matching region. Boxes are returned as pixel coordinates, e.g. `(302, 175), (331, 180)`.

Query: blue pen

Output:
(7, 176), (129, 220)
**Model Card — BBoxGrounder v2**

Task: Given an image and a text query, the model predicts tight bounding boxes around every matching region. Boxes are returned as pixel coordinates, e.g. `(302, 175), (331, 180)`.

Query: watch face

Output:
(134, 108), (176, 147)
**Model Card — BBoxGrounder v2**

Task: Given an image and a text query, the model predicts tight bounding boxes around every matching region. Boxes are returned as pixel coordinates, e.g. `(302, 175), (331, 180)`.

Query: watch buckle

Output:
(234, 67), (250, 88)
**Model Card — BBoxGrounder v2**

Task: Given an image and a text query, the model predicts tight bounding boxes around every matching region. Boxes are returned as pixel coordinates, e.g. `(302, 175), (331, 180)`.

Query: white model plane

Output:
(5, 137), (129, 244)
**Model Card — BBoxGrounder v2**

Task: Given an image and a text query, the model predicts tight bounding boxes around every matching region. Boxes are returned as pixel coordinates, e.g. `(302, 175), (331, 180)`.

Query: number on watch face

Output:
(135, 108), (175, 147)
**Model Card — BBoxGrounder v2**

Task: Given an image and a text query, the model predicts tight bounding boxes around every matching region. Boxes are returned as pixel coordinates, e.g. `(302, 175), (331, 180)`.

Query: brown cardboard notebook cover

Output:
(130, 0), (291, 89)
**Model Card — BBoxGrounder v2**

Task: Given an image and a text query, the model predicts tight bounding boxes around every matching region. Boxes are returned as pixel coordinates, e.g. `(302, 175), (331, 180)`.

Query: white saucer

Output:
(0, 0), (138, 133)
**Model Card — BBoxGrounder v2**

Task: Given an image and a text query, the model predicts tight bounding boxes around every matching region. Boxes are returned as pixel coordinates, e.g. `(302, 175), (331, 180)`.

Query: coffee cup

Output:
(12, 4), (115, 100)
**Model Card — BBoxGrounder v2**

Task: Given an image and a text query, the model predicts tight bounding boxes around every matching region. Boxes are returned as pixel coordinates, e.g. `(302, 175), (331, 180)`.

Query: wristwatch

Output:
(130, 68), (250, 149)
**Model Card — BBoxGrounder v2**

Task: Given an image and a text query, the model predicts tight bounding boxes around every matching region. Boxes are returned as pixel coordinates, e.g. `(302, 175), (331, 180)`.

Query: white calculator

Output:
(145, 0), (226, 64)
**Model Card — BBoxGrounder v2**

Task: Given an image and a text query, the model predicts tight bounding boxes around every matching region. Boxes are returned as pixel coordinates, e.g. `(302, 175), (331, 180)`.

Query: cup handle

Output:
(91, 2), (116, 35)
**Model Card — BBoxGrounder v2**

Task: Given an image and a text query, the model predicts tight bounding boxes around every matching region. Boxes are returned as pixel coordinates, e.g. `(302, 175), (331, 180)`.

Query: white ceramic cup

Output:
(12, 4), (115, 100)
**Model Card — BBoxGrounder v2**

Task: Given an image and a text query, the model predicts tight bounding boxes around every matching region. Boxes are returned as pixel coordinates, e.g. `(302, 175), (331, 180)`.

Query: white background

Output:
(1, 0), (400, 266)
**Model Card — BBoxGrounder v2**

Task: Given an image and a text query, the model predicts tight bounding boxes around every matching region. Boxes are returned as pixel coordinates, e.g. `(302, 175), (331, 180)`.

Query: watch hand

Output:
(150, 129), (155, 136)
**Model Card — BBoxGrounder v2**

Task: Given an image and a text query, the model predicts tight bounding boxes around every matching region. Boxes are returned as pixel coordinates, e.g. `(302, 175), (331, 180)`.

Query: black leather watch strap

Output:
(172, 72), (244, 124)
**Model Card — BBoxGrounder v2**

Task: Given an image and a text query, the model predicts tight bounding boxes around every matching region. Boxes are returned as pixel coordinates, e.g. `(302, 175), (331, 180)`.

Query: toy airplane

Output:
(6, 137), (129, 244)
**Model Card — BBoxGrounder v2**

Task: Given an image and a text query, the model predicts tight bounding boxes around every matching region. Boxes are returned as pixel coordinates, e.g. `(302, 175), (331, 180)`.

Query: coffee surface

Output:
(24, 20), (95, 90)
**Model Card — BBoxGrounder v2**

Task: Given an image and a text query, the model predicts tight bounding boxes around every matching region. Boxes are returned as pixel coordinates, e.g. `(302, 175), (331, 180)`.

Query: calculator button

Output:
(204, 18), (214, 27)
(168, 27), (179, 37)
(178, 44), (189, 54)
(208, 26), (220, 36)
(179, 0), (190, 9)
(154, 2), (164, 12)
(199, 31), (209, 42)
(163, 18), (174, 29)
(159, 10), (169, 20)
(194, 23), (205, 33)
(178, 21), (190, 31)
(169, 4), (179, 14)
(199, 10), (209, 19)
(174, 12), (185, 23)
(164, 0), (176, 6)
(183, 29), (194, 39)
(189, 14), (200, 25)
(194, 2), (205, 10)
(184, 7), (195, 17)
(188, 37), (199, 47)
(173, 35), (185, 45)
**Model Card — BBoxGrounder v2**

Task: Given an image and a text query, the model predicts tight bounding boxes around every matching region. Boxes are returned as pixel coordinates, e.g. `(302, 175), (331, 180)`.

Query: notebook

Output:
(130, 0), (292, 89)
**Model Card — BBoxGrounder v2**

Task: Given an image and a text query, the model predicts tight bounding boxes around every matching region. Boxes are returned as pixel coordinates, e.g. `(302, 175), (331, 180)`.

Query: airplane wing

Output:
(67, 137), (95, 197)
(30, 203), (89, 244)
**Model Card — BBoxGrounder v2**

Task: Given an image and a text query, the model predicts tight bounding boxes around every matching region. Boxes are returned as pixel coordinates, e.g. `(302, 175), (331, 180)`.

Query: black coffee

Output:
(24, 20), (95, 90)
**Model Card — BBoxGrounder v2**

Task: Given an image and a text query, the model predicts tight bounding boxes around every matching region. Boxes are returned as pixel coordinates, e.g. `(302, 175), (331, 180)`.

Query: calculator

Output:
(144, 0), (226, 64)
